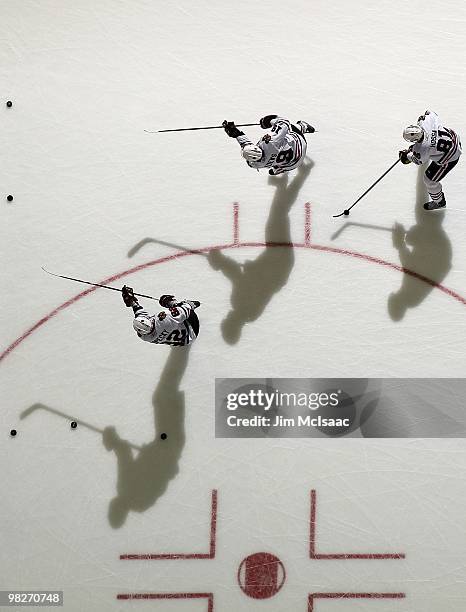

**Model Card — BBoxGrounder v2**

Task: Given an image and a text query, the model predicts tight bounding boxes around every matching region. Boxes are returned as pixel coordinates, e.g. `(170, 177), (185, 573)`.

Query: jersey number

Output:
(437, 129), (453, 158)
(276, 149), (293, 165)
(166, 329), (187, 345)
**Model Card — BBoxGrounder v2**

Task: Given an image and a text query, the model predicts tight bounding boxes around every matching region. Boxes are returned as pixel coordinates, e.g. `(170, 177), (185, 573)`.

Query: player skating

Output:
(122, 286), (200, 346)
(399, 110), (461, 210)
(222, 114), (315, 175)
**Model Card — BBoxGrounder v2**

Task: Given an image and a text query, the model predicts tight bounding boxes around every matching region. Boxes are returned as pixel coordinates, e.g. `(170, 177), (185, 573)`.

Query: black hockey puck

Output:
(7, 195), (13, 202)
(70, 421), (77, 429)
(161, 433), (167, 440)
(6, 101), (12, 108)
(344, 209), (349, 216)
(10, 429), (17, 437)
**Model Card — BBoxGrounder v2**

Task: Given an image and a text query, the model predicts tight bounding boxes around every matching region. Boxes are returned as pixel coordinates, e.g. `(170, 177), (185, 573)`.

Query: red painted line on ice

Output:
(309, 489), (406, 560)
(0, 243), (230, 364)
(308, 592), (405, 612)
(1, 203), (465, 366)
(233, 202), (239, 245)
(310, 490), (405, 560)
(305, 201), (311, 246)
(117, 593), (213, 612)
(120, 490), (217, 560)
(310, 243), (466, 304)
(116, 489), (406, 611)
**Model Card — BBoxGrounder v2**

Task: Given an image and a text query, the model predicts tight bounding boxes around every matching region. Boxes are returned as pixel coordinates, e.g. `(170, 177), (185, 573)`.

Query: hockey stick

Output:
(333, 158), (401, 218)
(145, 123), (260, 133)
(41, 267), (158, 301)
(20, 403), (142, 450)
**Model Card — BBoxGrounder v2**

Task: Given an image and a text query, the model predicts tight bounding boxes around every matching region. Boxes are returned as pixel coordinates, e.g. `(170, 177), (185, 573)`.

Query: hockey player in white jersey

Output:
(399, 110), (461, 210)
(122, 285), (200, 346)
(223, 114), (315, 175)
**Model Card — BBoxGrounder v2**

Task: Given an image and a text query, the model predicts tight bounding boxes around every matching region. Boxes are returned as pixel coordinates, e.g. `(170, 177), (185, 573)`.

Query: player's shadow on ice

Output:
(388, 166), (452, 321)
(104, 346), (190, 528)
(208, 159), (314, 344)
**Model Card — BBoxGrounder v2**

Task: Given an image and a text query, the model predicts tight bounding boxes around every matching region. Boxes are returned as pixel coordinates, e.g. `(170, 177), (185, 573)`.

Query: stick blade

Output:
(20, 403), (45, 420)
(330, 223), (350, 240)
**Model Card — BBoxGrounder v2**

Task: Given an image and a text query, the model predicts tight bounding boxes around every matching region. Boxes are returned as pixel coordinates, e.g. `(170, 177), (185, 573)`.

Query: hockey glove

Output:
(260, 114), (278, 129)
(399, 149), (412, 165)
(222, 120), (244, 138)
(122, 285), (138, 307)
(159, 294), (177, 309)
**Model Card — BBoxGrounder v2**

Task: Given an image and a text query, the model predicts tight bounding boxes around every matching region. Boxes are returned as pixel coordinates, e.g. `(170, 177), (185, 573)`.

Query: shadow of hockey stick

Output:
(331, 222), (393, 241)
(128, 238), (209, 259)
(20, 403), (142, 451)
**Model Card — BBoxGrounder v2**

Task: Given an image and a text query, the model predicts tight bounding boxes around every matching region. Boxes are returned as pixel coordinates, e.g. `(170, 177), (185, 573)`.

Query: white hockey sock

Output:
(430, 191), (444, 202)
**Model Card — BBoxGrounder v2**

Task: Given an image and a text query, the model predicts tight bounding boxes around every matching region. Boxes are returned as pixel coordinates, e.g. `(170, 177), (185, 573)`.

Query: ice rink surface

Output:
(1, 1), (466, 610)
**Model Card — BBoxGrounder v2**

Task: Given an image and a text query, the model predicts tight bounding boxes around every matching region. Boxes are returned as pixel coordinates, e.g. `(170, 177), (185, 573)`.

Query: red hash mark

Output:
(120, 489), (217, 560)
(233, 202), (239, 245)
(308, 593), (406, 612)
(310, 490), (405, 560)
(305, 201), (312, 246)
(117, 593), (213, 612)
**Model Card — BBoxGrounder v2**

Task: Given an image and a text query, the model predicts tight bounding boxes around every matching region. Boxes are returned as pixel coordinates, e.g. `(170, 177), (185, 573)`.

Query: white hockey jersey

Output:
(236, 117), (307, 175)
(134, 301), (198, 346)
(408, 110), (462, 166)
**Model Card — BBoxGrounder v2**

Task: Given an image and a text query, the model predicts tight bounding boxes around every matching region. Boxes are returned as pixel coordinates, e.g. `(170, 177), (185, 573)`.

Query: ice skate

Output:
(424, 195), (446, 211)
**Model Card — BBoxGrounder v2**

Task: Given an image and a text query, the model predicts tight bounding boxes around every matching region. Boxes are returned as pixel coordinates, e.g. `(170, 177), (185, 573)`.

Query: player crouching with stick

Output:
(223, 114), (315, 175)
(122, 286), (200, 346)
(399, 110), (462, 211)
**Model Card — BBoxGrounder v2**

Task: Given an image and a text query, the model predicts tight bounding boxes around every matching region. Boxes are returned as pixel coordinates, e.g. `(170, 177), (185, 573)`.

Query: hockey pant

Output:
(424, 158), (459, 203)
(185, 309), (200, 338)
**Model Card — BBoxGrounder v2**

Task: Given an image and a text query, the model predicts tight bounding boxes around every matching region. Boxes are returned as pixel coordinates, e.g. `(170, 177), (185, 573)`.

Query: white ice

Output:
(1, 1), (466, 610)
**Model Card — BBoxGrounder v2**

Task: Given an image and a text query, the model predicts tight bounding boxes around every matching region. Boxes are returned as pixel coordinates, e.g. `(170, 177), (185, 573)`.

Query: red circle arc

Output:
(1, 240), (465, 365)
